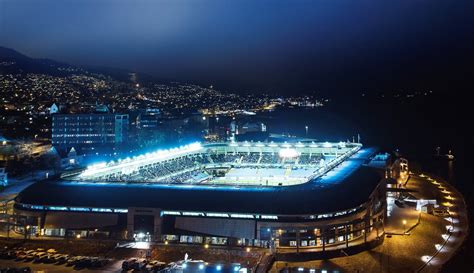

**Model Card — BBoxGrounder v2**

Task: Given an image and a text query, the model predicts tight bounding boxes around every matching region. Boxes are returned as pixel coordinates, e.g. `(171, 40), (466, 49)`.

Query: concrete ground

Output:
(270, 173), (469, 273)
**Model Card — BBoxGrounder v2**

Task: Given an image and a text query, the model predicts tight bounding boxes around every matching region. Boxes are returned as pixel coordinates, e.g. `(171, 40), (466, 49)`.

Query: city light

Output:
(421, 255), (432, 263)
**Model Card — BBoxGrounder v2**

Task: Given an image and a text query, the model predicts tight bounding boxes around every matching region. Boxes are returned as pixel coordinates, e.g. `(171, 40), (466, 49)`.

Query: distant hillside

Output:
(0, 46), (163, 83)
(0, 46), (77, 77)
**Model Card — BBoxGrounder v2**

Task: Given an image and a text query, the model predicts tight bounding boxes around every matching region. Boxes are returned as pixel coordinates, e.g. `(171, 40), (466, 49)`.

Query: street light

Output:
(403, 220), (407, 232)
(305, 125), (309, 136)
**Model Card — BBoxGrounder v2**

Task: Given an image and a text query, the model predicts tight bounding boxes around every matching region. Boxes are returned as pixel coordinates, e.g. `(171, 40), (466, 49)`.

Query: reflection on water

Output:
(447, 160), (454, 183)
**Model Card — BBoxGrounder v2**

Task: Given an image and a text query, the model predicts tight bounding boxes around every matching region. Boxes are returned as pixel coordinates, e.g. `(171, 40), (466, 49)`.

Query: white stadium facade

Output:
(15, 141), (400, 254)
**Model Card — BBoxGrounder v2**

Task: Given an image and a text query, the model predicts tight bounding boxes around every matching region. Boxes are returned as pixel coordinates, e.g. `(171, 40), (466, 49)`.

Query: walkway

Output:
(270, 172), (469, 273)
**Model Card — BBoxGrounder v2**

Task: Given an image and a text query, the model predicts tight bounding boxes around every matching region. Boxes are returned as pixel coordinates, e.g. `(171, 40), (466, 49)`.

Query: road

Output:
(270, 172), (469, 273)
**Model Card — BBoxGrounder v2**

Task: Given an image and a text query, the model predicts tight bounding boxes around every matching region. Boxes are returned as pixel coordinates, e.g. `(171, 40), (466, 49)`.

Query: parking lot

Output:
(0, 259), (123, 272)
(0, 246), (170, 273)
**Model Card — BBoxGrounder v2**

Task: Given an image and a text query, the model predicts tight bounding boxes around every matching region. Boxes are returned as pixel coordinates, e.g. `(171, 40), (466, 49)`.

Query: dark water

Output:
(260, 94), (472, 271)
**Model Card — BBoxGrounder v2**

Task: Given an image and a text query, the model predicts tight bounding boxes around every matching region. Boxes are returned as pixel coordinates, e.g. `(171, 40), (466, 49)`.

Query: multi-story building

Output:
(137, 108), (161, 130)
(52, 113), (129, 154)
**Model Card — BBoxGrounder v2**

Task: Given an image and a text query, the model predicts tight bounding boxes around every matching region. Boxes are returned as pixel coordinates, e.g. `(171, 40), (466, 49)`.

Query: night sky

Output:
(1, 0), (473, 94)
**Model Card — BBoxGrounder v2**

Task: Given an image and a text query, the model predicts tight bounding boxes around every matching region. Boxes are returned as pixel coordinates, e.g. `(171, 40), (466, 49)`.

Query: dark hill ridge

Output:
(0, 46), (168, 84)
(0, 46), (86, 77)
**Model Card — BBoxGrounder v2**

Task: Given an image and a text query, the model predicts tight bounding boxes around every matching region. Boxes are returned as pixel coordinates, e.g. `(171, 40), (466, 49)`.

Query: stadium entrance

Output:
(133, 215), (154, 242)
(127, 207), (163, 241)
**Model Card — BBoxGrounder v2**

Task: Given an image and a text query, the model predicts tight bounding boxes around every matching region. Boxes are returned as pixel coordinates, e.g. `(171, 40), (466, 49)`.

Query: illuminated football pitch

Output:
(71, 141), (362, 187)
(204, 167), (315, 186)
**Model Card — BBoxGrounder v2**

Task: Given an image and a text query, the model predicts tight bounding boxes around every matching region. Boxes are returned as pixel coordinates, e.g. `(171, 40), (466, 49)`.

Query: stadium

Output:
(14, 141), (392, 253)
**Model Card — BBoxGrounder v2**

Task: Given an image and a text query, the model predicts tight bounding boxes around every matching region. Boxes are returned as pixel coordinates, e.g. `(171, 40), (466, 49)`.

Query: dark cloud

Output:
(1, 0), (473, 94)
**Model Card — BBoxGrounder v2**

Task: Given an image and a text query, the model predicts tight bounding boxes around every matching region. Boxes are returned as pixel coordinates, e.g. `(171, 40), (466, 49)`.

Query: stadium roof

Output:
(15, 148), (384, 216)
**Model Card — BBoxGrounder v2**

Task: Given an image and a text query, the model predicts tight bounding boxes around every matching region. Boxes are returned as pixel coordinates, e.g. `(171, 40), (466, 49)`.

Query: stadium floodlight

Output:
(81, 142), (202, 177)
(279, 148), (299, 158)
(323, 142), (332, 148)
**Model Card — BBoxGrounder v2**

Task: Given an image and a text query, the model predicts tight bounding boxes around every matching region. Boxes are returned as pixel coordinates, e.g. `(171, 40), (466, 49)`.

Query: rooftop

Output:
(15, 147), (385, 216)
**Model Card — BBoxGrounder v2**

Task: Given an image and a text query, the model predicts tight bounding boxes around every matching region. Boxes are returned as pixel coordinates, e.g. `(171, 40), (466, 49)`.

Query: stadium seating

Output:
(93, 152), (325, 184)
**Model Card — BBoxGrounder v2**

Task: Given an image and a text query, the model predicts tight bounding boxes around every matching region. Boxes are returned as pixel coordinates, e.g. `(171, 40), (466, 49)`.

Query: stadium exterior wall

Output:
(13, 177), (386, 252)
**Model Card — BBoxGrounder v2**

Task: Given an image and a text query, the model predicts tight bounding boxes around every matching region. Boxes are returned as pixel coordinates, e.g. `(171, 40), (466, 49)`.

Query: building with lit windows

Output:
(51, 113), (129, 154)
(14, 141), (394, 254)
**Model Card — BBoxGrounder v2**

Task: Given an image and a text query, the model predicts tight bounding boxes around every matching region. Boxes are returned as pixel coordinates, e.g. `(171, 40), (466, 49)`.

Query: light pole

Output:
(402, 220), (407, 233)
(305, 125), (309, 137)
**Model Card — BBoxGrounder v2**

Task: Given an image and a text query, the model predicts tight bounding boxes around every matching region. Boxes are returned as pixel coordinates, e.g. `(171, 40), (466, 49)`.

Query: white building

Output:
(0, 168), (7, 186)
(50, 103), (59, 114)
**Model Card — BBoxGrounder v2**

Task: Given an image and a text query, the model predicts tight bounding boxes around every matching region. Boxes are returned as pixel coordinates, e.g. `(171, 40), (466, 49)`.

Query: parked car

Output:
(66, 256), (83, 266)
(433, 208), (450, 217)
(394, 199), (405, 207)
(49, 253), (62, 262)
(23, 252), (37, 262)
(42, 254), (57, 263)
(75, 257), (92, 269)
(33, 252), (48, 263)
(55, 254), (70, 264)
(90, 257), (109, 268)
(122, 258), (138, 270)
(14, 251), (27, 261)
(148, 260), (167, 271)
